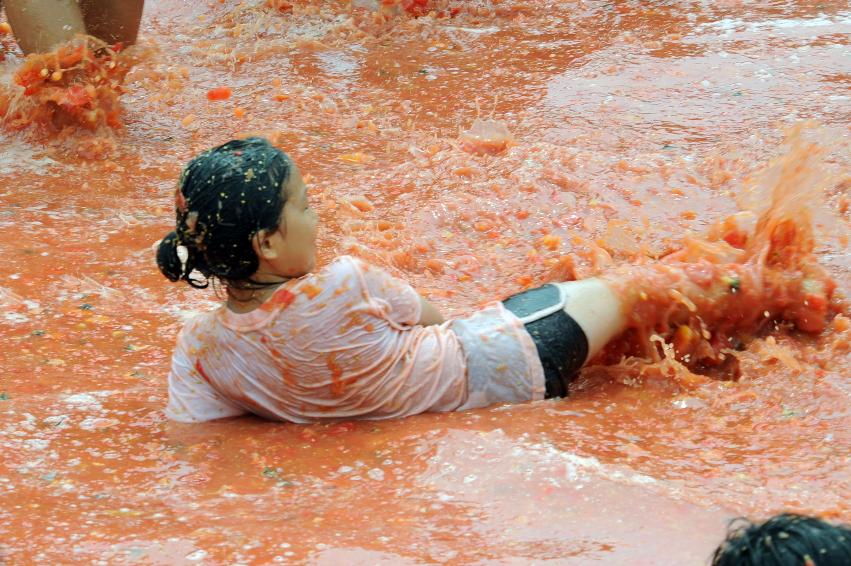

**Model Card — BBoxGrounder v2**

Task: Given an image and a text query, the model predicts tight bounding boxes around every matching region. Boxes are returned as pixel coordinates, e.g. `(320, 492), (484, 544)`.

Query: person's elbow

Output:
(417, 296), (445, 326)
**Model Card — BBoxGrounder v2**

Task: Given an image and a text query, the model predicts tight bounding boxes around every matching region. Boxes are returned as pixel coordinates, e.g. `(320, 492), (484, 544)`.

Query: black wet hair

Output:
(157, 137), (292, 289)
(711, 513), (851, 566)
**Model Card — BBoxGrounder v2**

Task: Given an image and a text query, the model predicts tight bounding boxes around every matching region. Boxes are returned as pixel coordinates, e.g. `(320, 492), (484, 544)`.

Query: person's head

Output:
(157, 137), (317, 290)
(711, 513), (851, 566)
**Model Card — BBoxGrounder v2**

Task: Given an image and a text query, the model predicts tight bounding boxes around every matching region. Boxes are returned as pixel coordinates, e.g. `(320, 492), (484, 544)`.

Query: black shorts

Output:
(502, 284), (589, 398)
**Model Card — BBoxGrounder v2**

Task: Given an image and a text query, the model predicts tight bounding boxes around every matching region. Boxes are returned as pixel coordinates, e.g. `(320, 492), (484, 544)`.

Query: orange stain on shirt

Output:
(341, 312), (365, 333)
(327, 353), (345, 396)
(261, 288), (297, 312)
(301, 283), (323, 299)
(260, 335), (284, 358)
(272, 354), (296, 386)
(279, 362), (296, 387)
(194, 359), (212, 385)
(259, 335), (296, 386)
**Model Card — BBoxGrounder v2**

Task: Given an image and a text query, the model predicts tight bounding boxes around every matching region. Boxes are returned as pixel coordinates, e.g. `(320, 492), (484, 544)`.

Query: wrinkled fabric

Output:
(166, 256), (544, 423)
(452, 302), (546, 411)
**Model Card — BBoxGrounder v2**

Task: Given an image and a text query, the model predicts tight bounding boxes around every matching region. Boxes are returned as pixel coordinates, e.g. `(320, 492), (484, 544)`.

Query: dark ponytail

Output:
(156, 230), (207, 287)
(156, 137), (292, 289)
(156, 231), (185, 283)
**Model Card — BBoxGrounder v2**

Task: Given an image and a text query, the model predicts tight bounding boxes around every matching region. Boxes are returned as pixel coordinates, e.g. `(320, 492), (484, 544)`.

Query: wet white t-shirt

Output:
(165, 256), (544, 423)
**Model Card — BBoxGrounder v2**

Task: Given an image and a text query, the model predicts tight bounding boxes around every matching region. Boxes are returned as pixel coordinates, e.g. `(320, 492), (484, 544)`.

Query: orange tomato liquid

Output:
(0, 1), (848, 564)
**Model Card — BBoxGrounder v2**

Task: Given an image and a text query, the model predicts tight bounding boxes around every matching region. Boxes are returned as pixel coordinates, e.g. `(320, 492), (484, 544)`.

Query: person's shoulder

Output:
(175, 308), (222, 342)
(318, 255), (373, 277)
(328, 254), (365, 268)
(298, 256), (373, 300)
(333, 255), (389, 274)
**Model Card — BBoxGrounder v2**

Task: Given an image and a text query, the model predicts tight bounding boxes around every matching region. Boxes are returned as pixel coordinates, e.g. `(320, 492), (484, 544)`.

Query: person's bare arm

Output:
(417, 295), (445, 326)
(4, 0), (85, 54)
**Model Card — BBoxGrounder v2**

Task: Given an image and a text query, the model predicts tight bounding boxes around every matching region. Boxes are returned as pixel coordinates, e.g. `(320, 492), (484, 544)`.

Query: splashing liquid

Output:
(0, 36), (148, 157)
(585, 125), (839, 386)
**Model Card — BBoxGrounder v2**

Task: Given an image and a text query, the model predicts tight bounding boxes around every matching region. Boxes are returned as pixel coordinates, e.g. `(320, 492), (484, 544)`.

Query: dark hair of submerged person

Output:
(156, 137), (291, 290)
(711, 513), (851, 566)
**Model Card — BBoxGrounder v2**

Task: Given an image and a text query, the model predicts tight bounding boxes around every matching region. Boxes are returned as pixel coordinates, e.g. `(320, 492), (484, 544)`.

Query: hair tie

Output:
(176, 244), (189, 278)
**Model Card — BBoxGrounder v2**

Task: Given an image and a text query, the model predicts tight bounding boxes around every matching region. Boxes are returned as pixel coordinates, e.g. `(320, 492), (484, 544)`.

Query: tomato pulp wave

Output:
(0, 36), (148, 156)
(577, 127), (840, 387)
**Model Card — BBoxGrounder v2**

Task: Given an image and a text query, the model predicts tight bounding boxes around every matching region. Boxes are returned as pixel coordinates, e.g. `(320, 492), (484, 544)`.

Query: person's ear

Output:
(252, 229), (278, 260)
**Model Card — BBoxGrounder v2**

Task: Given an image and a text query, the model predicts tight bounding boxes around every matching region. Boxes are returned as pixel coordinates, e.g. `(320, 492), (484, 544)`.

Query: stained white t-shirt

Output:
(166, 256), (544, 423)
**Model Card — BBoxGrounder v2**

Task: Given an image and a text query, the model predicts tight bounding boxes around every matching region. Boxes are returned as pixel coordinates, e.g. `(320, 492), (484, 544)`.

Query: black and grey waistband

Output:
(502, 284), (589, 398)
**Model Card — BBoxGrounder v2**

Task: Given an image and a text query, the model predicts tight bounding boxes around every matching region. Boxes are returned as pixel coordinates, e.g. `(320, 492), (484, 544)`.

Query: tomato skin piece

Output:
(266, 0), (293, 11)
(57, 45), (85, 68)
(206, 86), (232, 101)
(105, 111), (122, 129)
(63, 84), (92, 108)
(15, 68), (44, 89)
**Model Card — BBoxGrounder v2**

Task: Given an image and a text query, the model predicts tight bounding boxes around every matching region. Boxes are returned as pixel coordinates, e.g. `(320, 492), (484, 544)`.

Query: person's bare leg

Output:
(506, 278), (628, 370)
(551, 279), (627, 359)
(4, 0), (85, 54)
(79, 0), (143, 46)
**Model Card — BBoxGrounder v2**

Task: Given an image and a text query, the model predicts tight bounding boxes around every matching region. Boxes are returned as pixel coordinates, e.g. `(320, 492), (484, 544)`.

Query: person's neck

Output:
(225, 278), (287, 314)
